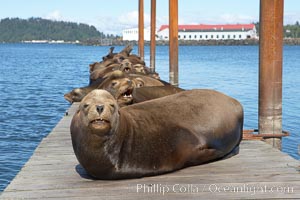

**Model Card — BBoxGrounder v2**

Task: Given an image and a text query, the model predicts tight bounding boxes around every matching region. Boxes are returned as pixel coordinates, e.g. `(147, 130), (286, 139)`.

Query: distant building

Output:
(122, 27), (151, 41)
(157, 24), (257, 40)
(122, 24), (257, 41)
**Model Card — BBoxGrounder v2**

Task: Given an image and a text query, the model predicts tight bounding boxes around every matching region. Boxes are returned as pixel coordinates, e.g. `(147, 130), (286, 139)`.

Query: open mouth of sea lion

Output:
(90, 118), (110, 124)
(90, 118), (110, 129)
(121, 88), (133, 99)
(116, 87), (134, 106)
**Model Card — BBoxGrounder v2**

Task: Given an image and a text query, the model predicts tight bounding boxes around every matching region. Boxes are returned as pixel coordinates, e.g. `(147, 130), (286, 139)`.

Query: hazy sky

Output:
(0, 0), (299, 35)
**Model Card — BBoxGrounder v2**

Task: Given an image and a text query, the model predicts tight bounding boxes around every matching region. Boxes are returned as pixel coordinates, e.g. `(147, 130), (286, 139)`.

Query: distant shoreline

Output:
(77, 38), (300, 46)
(1, 38), (300, 46)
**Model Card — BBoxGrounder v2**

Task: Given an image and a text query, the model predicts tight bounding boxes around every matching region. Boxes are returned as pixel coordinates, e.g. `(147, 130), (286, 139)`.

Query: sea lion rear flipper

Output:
(220, 145), (240, 160)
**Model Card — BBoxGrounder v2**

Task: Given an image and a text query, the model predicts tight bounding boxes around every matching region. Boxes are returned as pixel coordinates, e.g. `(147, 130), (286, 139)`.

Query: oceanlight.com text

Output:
(136, 183), (295, 196)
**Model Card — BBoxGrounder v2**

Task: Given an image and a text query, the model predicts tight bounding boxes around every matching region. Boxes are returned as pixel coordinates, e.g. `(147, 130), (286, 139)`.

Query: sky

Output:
(0, 0), (299, 35)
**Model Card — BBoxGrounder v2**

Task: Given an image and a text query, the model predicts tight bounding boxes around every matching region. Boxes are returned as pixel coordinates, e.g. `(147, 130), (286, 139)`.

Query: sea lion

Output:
(71, 89), (244, 179)
(102, 47), (117, 61)
(90, 45), (145, 73)
(132, 85), (185, 103)
(89, 63), (121, 84)
(97, 71), (134, 107)
(97, 71), (164, 106)
(64, 70), (164, 104)
(127, 73), (165, 87)
(118, 59), (135, 73)
(64, 88), (88, 104)
(90, 59), (139, 83)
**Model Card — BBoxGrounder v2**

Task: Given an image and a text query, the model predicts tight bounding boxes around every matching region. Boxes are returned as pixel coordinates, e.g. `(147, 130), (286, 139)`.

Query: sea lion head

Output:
(98, 71), (134, 106)
(102, 47), (116, 61)
(118, 59), (134, 73)
(132, 77), (145, 88)
(64, 88), (88, 103)
(133, 64), (146, 74)
(78, 89), (119, 136)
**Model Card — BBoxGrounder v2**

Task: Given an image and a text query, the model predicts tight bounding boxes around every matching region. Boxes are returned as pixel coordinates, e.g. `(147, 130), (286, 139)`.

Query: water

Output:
(0, 44), (299, 192)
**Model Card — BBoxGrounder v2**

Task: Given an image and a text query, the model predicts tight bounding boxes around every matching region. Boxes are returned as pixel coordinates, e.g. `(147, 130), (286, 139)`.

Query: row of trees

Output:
(0, 18), (299, 43)
(254, 21), (300, 38)
(284, 21), (300, 38)
(0, 17), (116, 43)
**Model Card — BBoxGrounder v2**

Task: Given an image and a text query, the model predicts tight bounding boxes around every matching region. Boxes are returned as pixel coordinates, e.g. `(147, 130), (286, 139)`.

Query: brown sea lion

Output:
(97, 71), (134, 106)
(64, 88), (88, 104)
(89, 59), (117, 73)
(102, 47), (117, 61)
(97, 71), (164, 106)
(90, 59), (151, 84)
(127, 73), (165, 87)
(64, 78), (105, 103)
(89, 63), (121, 84)
(90, 45), (144, 73)
(118, 59), (135, 73)
(64, 71), (164, 104)
(132, 85), (185, 103)
(70, 89), (244, 179)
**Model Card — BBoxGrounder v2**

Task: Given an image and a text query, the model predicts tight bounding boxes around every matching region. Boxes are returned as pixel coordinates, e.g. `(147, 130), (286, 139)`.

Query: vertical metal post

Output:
(169, 0), (178, 86)
(138, 0), (144, 61)
(259, 0), (284, 149)
(150, 0), (156, 73)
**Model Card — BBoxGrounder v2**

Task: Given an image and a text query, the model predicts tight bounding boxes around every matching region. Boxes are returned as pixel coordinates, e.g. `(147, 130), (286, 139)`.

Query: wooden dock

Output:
(1, 103), (299, 199)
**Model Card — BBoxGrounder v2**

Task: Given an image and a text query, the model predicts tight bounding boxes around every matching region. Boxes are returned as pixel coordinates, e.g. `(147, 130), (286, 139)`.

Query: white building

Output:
(122, 24), (257, 41)
(157, 24), (257, 40)
(122, 27), (151, 41)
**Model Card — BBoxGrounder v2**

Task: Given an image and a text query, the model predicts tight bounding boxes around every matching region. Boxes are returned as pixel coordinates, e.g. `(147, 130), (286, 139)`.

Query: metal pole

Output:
(138, 0), (144, 61)
(169, 0), (178, 86)
(150, 0), (156, 73)
(259, 0), (284, 149)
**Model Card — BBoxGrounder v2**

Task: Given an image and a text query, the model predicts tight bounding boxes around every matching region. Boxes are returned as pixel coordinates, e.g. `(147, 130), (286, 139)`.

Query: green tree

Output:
(0, 17), (111, 42)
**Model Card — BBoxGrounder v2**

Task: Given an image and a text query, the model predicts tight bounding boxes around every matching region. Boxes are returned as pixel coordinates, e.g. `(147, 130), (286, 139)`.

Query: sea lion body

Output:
(64, 78), (105, 103)
(89, 64), (121, 84)
(132, 85), (185, 103)
(64, 70), (164, 104)
(97, 71), (164, 106)
(71, 89), (243, 179)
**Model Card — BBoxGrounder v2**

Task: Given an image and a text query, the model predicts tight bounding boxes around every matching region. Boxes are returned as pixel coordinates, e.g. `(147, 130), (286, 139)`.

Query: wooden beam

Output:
(150, 0), (156, 72)
(138, 0), (144, 61)
(259, 0), (284, 149)
(169, 0), (178, 86)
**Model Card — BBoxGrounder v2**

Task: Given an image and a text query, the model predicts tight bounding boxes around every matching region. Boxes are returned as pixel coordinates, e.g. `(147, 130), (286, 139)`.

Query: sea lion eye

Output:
(109, 103), (116, 111)
(137, 82), (144, 87)
(83, 104), (89, 109)
(111, 81), (118, 87)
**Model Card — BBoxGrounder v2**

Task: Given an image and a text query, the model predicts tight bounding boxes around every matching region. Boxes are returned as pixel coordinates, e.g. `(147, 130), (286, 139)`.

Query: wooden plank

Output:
(1, 103), (299, 200)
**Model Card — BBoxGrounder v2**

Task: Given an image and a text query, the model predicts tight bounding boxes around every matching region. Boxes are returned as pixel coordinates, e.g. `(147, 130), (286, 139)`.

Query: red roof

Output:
(158, 24), (255, 32)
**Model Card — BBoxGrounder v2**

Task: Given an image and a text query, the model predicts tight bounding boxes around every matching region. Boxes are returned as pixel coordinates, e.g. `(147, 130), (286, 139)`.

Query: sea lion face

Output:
(105, 78), (134, 106)
(132, 77), (145, 88)
(133, 64), (146, 74)
(79, 90), (119, 136)
(113, 54), (126, 64)
(119, 59), (134, 73)
(64, 88), (87, 103)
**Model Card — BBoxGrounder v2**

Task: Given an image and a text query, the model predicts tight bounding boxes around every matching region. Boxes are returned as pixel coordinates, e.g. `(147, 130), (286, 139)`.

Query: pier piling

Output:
(169, 0), (179, 86)
(138, 0), (144, 61)
(150, 0), (156, 73)
(259, 0), (284, 149)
